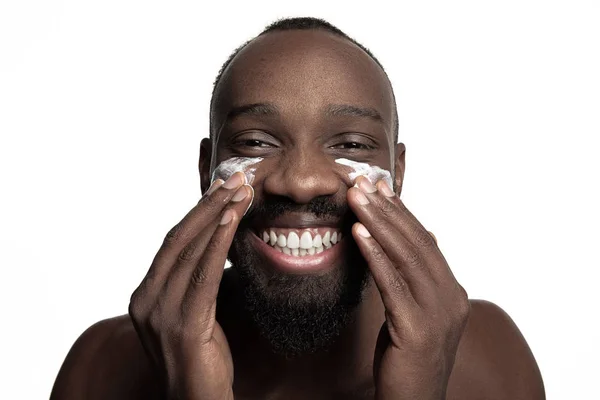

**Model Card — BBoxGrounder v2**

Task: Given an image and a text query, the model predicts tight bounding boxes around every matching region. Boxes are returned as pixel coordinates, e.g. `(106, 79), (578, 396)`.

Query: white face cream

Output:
(211, 157), (263, 185)
(335, 158), (394, 189)
(210, 157), (263, 215)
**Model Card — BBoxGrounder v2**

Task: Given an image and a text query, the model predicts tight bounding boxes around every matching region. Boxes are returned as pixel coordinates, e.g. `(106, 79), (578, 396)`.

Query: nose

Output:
(262, 149), (340, 204)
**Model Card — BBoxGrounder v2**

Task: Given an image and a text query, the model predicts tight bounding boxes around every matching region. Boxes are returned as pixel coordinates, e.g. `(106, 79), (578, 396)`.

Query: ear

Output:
(394, 142), (406, 196)
(199, 138), (213, 195)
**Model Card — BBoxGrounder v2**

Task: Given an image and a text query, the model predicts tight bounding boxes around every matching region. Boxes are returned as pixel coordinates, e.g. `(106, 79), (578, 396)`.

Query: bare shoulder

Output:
(50, 314), (159, 400)
(447, 299), (545, 400)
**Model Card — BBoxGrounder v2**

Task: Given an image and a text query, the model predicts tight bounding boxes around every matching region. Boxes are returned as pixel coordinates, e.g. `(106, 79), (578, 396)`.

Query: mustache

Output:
(242, 194), (353, 225)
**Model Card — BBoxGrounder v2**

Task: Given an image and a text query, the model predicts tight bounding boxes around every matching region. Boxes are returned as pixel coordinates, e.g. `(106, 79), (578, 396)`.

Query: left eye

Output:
(241, 139), (271, 148)
(332, 142), (370, 150)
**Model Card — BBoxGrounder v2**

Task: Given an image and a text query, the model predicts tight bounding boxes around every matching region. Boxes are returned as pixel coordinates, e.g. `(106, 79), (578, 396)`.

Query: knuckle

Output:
(414, 228), (436, 249)
(403, 246), (422, 268)
(378, 198), (397, 219)
(164, 223), (183, 246)
(204, 236), (224, 257)
(190, 265), (209, 286)
(178, 242), (198, 262)
(128, 288), (147, 320)
(388, 273), (408, 294)
(369, 245), (388, 265)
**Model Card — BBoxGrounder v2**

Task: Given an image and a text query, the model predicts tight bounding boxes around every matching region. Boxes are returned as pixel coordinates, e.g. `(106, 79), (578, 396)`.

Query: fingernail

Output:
(358, 176), (377, 194)
(206, 179), (224, 196)
(231, 185), (249, 202)
(220, 209), (234, 225)
(356, 223), (371, 238)
(243, 185), (255, 216)
(355, 190), (370, 205)
(223, 172), (246, 189)
(377, 180), (395, 197)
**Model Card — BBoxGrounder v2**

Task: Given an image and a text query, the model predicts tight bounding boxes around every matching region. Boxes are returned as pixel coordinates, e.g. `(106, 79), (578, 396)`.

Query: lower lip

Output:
(250, 232), (344, 274)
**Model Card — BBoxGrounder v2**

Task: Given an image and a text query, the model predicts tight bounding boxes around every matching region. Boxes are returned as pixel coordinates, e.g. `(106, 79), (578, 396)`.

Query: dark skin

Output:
(51, 30), (545, 399)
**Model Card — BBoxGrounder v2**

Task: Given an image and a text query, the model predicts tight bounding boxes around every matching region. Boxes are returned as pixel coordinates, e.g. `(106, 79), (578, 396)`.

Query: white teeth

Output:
(261, 229), (342, 257)
(277, 234), (286, 247)
(322, 231), (331, 246)
(313, 234), (322, 248)
(287, 232), (300, 249)
(300, 231), (313, 249)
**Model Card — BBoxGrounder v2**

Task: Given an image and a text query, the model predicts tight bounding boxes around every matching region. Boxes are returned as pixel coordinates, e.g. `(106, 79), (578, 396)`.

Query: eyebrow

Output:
(225, 102), (384, 124)
(325, 104), (384, 123)
(226, 103), (280, 121)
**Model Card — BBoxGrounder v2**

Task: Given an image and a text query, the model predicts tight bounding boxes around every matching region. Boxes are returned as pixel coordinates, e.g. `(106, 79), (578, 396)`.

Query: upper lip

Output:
(250, 212), (343, 231)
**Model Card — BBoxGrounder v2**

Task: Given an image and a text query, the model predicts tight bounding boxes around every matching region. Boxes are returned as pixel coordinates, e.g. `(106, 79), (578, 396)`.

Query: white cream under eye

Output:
(335, 158), (393, 188)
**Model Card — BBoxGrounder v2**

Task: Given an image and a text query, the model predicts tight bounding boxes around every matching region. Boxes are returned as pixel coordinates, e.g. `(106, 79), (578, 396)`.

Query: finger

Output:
(372, 178), (439, 251)
(375, 179), (439, 252)
(162, 184), (254, 305)
(347, 184), (438, 294)
(350, 177), (451, 284)
(352, 222), (418, 316)
(181, 202), (246, 324)
(135, 172), (247, 301)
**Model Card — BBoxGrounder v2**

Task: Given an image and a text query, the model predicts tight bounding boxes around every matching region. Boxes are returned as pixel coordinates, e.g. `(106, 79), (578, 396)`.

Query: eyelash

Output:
(330, 142), (373, 150)
(237, 140), (373, 151)
(237, 139), (274, 148)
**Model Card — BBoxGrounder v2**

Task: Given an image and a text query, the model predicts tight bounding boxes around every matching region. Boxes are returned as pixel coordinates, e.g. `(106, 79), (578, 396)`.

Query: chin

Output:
(228, 227), (371, 356)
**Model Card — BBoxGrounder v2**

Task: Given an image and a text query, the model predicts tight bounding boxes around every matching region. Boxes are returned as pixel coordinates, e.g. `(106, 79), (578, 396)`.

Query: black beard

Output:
(228, 194), (371, 358)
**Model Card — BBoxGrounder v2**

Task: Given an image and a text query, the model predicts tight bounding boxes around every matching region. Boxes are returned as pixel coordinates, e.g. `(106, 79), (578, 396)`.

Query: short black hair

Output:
(209, 17), (399, 143)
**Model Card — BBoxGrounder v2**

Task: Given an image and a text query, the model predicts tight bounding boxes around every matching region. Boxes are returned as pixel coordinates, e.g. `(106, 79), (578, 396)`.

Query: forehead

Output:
(213, 30), (395, 134)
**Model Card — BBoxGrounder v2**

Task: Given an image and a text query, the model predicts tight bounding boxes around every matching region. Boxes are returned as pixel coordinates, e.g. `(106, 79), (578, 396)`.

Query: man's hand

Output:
(128, 172), (252, 400)
(348, 176), (470, 400)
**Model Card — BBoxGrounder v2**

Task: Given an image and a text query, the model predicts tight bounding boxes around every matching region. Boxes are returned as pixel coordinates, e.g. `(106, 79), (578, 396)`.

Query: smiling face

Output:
(200, 29), (405, 355)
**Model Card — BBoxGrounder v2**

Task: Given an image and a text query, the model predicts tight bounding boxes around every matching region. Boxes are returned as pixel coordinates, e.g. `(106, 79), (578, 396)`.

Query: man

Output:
(51, 17), (545, 399)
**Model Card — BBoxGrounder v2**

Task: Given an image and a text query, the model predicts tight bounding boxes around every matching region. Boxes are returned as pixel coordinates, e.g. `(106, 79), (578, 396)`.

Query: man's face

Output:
(201, 30), (402, 356)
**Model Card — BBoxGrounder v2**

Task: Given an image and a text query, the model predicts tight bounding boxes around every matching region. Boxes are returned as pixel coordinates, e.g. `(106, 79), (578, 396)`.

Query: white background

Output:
(1, 1), (598, 398)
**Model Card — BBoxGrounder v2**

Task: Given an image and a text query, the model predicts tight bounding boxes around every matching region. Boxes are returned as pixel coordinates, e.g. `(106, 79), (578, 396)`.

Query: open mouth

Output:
(258, 228), (342, 256)
(250, 227), (345, 274)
